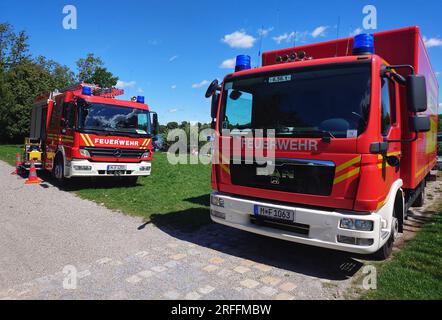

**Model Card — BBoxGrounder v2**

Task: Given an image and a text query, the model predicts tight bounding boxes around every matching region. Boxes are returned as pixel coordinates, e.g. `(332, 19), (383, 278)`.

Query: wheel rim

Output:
(392, 217), (399, 240)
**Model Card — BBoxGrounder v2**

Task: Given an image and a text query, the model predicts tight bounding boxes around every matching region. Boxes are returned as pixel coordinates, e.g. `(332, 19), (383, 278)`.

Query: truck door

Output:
(379, 76), (401, 188)
(60, 101), (75, 160)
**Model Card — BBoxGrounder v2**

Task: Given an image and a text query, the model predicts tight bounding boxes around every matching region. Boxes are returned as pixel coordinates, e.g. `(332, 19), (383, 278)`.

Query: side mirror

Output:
(409, 116), (430, 133)
(407, 75), (427, 113)
(211, 93), (219, 119)
(370, 142), (388, 154)
(152, 112), (159, 136)
(205, 79), (221, 98)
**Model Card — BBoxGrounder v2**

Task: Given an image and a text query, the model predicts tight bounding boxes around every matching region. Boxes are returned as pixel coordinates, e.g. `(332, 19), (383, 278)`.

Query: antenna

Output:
(258, 24), (264, 67)
(335, 16), (341, 57)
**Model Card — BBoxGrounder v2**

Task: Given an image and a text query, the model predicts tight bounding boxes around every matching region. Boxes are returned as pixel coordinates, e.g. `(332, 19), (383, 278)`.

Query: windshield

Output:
(77, 101), (151, 136)
(220, 63), (371, 138)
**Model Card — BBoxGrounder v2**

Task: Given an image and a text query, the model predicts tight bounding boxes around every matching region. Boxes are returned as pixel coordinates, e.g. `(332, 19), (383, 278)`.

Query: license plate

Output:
(107, 165), (127, 171)
(254, 205), (295, 222)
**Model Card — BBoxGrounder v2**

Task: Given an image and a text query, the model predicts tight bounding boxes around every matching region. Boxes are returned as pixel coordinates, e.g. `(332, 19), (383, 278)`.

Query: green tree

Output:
(0, 23), (75, 142)
(76, 53), (118, 88)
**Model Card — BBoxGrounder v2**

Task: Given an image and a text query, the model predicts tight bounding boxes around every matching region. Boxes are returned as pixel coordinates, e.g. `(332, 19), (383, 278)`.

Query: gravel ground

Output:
(0, 161), (439, 300)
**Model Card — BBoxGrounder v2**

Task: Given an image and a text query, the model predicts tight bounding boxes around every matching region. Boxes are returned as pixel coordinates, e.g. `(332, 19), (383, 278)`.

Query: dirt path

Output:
(0, 161), (439, 300)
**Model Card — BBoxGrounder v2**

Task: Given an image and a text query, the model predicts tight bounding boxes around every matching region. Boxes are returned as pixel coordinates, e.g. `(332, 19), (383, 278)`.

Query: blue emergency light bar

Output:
(82, 87), (92, 96)
(235, 55), (251, 72)
(353, 33), (375, 55)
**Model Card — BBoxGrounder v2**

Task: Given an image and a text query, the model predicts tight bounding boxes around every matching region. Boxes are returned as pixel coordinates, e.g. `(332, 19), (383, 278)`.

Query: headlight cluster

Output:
(340, 218), (373, 231)
(210, 195), (224, 208)
(141, 151), (151, 159)
(139, 166), (151, 172)
(79, 149), (91, 158)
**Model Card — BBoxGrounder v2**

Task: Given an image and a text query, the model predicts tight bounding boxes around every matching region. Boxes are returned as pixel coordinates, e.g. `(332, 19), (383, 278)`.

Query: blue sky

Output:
(1, 0), (441, 123)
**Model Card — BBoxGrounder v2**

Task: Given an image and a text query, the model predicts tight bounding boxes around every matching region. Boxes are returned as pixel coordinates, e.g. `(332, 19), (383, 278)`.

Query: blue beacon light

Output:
(353, 33), (375, 55)
(235, 55), (251, 72)
(82, 86), (92, 96)
(136, 96), (145, 103)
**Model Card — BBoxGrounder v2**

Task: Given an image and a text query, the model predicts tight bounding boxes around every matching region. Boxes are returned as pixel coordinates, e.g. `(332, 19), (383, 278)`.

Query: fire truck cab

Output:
(28, 83), (159, 184)
(207, 27), (438, 259)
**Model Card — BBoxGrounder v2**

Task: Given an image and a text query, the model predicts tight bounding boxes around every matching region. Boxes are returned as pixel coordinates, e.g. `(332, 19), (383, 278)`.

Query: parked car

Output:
(437, 151), (442, 170)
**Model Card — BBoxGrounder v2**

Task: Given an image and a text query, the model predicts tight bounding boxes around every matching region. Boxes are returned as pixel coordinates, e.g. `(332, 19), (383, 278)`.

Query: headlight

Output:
(79, 149), (91, 157)
(340, 218), (373, 231)
(210, 195), (224, 207)
(141, 151), (151, 159)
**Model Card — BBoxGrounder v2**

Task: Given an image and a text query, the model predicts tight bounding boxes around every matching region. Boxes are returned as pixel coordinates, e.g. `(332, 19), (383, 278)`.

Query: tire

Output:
(52, 154), (66, 186)
(374, 210), (399, 260)
(412, 189), (425, 207)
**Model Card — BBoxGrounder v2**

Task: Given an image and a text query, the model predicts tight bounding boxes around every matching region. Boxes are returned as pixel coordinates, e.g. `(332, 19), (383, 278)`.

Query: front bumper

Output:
(210, 192), (387, 254)
(66, 159), (151, 177)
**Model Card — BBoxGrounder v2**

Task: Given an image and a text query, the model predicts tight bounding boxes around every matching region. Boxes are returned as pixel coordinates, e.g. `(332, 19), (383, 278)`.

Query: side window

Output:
(62, 102), (75, 129)
(223, 90), (253, 130)
(49, 102), (61, 130)
(380, 78), (392, 136)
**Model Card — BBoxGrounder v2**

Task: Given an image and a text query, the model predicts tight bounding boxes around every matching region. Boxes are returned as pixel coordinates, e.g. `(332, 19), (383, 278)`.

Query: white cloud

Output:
(350, 28), (363, 36)
(168, 108), (178, 113)
(137, 88), (144, 93)
(192, 80), (209, 89)
(272, 31), (308, 45)
(171, 85), (177, 89)
(148, 40), (159, 46)
(311, 26), (329, 38)
(222, 30), (256, 48)
(423, 36), (442, 48)
(273, 33), (290, 44)
(220, 58), (236, 69)
(116, 80), (136, 89)
(169, 55), (179, 62)
(258, 27), (274, 37)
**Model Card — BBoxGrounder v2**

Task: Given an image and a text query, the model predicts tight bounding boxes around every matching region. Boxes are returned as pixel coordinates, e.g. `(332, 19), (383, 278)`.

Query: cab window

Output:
(380, 78), (396, 136)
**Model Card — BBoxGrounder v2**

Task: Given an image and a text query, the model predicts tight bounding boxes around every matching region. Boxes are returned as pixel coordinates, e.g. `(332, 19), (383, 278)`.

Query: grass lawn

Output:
(363, 203), (442, 300)
(0, 145), (212, 231)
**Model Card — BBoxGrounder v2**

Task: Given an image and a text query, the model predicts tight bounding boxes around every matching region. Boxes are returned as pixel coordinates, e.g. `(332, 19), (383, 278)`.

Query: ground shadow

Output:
(150, 207), (365, 281)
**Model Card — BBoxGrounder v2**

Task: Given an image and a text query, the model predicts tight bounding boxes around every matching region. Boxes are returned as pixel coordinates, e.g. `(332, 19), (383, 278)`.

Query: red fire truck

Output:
(25, 83), (159, 185)
(206, 26), (438, 259)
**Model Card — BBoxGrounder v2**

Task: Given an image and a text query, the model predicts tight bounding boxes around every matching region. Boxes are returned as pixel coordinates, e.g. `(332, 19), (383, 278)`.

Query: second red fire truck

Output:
(25, 83), (159, 185)
(206, 26), (438, 259)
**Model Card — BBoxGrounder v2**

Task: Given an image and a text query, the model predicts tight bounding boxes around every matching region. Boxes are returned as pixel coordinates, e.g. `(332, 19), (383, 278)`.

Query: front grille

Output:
(84, 147), (145, 159)
(230, 158), (335, 196)
(250, 215), (310, 235)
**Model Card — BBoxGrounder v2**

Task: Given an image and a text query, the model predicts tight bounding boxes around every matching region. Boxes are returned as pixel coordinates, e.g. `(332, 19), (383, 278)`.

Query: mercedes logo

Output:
(113, 149), (122, 158)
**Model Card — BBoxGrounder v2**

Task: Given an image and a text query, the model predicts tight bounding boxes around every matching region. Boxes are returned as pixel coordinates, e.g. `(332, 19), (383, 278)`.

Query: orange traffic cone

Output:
(25, 160), (41, 185)
(11, 152), (22, 175)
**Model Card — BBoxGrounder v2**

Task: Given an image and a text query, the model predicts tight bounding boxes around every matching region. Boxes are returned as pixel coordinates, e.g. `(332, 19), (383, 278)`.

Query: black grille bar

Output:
(250, 215), (310, 235)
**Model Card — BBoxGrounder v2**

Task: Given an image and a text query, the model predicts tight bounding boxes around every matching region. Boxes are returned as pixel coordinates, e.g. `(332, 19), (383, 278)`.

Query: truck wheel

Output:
(374, 215), (399, 260)
(53, 154), (66, 186)
(412, 189), (425, 207)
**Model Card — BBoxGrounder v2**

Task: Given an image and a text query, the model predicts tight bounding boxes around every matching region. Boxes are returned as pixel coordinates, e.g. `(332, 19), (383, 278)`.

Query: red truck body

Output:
(209, 26), (438, 257)
(29, 84), (156, 181)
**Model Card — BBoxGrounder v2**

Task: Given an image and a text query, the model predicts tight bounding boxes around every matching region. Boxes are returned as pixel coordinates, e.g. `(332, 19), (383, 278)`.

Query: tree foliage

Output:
(76, 53), (118, 88)
(0, 23), (119, 142)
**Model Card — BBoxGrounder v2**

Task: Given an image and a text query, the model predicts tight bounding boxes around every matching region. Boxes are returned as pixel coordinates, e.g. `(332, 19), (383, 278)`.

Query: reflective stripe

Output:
(333, 167), (360, 185)
(80, 134), (90, 146)
(85, 134), (94, 146)
(335, 156), (361, 174)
